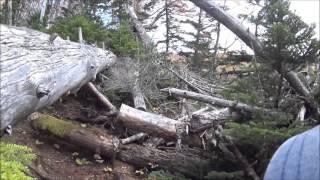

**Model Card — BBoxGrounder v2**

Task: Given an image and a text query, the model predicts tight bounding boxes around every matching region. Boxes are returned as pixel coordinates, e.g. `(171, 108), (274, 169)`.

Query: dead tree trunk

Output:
(118, 104), (202, 147)
(131, 77), (147, 111)
(118, 104), (178, 140)
(0, 25), (116, 130)
(189, 0), (320, 118)
(30, 113), (210, 178)
(161, 88), (292, 119)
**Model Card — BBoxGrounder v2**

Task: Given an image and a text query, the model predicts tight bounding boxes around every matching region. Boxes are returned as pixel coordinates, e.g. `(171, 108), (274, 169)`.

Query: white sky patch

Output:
(145, 0), (319, 53)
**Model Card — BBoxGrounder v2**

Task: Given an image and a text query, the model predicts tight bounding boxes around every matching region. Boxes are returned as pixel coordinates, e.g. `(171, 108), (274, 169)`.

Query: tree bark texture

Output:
(0, 25), (116, 130)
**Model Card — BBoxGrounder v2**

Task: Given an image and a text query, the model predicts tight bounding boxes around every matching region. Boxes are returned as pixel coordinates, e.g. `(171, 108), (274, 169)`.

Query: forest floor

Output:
(2, 94), (142, 180)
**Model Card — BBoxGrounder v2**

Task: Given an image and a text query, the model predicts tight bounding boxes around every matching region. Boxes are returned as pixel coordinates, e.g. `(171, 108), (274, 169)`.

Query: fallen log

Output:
(0, 25), (116, 130)
(30, 113), (210, 178)
(118, 104), (178, 140)
(117, 104), (202, 147)
(161, 88), (292, 119)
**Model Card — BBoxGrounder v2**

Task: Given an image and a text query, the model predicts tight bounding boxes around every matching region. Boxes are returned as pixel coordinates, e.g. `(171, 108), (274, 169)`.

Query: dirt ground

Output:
(2, 95), (143, 180)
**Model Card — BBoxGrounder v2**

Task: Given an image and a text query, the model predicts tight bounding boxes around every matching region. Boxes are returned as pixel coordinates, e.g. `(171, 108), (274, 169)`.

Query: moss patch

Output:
(32, 114), (79, 138)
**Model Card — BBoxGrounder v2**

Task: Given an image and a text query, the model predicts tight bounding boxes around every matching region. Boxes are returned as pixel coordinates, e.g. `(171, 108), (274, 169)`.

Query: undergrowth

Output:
(0, 141), (36, 180)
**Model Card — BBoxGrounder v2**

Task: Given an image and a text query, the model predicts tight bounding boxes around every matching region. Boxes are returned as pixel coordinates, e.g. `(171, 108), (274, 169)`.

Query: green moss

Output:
(205, 171), (244, 180)
(0, 142), (36, 180)
(148, 170), (187, 180)
(32, 114), (79, 138)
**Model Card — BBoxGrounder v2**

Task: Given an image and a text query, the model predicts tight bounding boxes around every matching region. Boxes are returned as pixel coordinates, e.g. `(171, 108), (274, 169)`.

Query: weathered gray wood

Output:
(189, 0), (320, 118)
(7, 0), (12, 25)
(0, 25), (116, 130)
(126, 2), (153, 47)
(192, 108), (231, 125)
(117, 104), (202, 147)
(161, 88), (291, 119)
(118, 104), (179, 140)
(39, 0), (47, 23)
(131, 82), (146, 111)
(78, 26), (83, 44)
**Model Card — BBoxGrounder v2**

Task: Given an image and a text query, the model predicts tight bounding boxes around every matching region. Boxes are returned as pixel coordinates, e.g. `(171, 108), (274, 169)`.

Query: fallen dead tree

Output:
(161, 88), (292, 120)
(30, 113), (210, 178)
(117, 104), (203, 147)
(0, 25), (116, 130)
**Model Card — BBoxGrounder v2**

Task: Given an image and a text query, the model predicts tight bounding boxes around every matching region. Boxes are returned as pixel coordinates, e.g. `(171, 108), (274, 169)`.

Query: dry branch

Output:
(161, 88), (291, 119)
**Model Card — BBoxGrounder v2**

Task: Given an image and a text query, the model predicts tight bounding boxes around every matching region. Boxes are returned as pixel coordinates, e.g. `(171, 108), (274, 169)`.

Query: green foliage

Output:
(148, 170), (187, 180)
(258, 0), (319, 68)
(224, 122), (310, 149)
(0, 142), (36, 180)
(47, 15), (140, 56)
(220, 77), (259, 105)
(109, 21), (141, 56)
(48, 15), (109, 44)
(205, 171), (244, 180)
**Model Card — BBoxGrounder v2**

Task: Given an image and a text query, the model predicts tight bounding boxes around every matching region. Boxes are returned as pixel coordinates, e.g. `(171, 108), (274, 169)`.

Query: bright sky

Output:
(216, 0), (320, 53)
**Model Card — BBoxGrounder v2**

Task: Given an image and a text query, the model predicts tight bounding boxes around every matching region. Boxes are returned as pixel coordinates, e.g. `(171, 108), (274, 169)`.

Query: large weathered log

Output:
(0, 25), (116, 130)
(161, 88), (291, 119)
(30, 113), (210, 178)
(189, 0), (320, 118)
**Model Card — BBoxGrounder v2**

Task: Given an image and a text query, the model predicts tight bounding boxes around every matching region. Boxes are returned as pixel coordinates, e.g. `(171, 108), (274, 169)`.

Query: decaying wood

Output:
(0, 25), (116, 130)
(118, 104), (179, 140)
(191, 108), (231, 127)
(162, 88), (291, 119)
(86, 82), (117, 112)
(189, 0), (320, 118)
(30, 113), (210, 178)
(117, 104), (202, 147)
(120, 132), (148, 145)
(131, 80), (147, 111)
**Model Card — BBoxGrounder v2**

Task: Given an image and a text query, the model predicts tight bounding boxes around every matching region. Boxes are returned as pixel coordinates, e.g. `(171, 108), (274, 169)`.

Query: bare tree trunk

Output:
(165, 0), (170, 54)
(0, 25), (116, 130)
(189, 0), (320, 118)
(7, 0), (12, 25)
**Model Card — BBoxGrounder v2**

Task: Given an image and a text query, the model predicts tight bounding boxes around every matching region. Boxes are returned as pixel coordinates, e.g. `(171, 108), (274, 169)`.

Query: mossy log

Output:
(30, 113), (210, 178)
(0, 25), (116, 130)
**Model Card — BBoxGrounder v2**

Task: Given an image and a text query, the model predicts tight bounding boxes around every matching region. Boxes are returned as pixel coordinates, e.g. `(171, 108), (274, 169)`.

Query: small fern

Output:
(0, 142), (36, 180)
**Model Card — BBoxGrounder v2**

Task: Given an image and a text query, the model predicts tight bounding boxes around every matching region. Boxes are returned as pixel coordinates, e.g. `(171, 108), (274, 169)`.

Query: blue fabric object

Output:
(264, 125), (320, 180)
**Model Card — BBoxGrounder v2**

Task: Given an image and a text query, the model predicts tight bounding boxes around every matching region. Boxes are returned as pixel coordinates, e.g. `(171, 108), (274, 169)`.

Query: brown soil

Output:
(2, 95), (143, 180)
